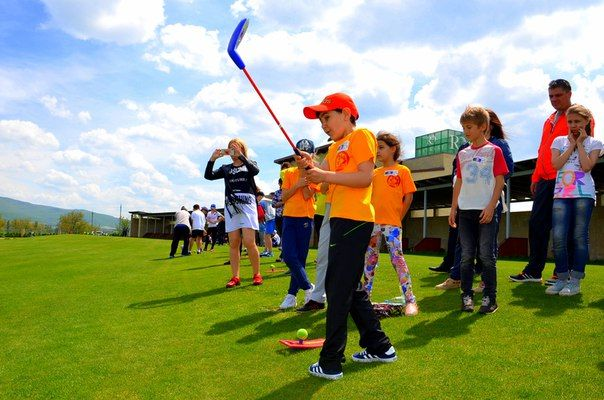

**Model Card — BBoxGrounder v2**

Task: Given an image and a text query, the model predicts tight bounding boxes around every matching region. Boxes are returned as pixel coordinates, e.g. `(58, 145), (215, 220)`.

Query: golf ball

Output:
(296, 328), (308, 340)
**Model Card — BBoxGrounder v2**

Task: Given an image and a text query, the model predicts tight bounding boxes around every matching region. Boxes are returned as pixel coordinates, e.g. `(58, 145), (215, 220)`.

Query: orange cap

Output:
(303, 92), (359, 120)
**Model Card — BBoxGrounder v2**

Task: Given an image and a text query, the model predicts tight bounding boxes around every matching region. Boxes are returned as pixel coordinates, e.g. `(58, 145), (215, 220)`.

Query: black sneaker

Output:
(428, 264), (450, 273)
(461, 295), (474, 312)
(509, 273), (542, 283)
(308, 362), (343, 380)
(352, 345), (397, 363)
(478, 296), (498, 314)
(296, 300), (325, 312)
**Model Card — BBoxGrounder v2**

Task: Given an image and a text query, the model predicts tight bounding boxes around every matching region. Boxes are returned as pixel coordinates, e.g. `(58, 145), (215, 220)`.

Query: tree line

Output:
(0, 211), (130, 237)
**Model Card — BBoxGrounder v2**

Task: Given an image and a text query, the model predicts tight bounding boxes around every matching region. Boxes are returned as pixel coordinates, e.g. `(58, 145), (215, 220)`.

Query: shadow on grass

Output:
(206, 307), (326, 344)
(182, 263), (233, 271)
(417, 273), (451, 288)
(509, 284), (584, 316)
(127, 287), (226, 309)
(416, 291), (462, 313)
(257, 376), (327, 400)
(396, 311), (479, 348)
(207, 310), (275, 336)
(238, 312), (326, 344)
(588, 297), (604, 311)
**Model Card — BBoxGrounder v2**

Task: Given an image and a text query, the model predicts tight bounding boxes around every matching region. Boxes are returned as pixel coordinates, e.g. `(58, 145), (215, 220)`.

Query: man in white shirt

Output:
(170, 206), (192, 258)
(189, 204), (207, 254)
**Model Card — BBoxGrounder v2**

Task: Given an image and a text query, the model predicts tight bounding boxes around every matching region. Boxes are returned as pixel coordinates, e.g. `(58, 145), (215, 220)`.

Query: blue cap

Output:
(296, 139), (315, 153)
(211, 204), (216, 208)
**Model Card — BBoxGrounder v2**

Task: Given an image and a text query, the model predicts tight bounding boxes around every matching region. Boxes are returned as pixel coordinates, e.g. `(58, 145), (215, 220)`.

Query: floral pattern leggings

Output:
(364, 224), (416, 304)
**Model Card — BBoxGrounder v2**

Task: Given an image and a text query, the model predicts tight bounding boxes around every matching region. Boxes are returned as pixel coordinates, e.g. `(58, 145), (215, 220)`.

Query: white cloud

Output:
(78, 111), (92, 123)
(41, 0), (165, 45)
(43, 168), (79, 187)
(82, 183), (102, 198)
(120, 99), (140, 111)
(166, 86), (177, 94)
(230, 0), (262, 17)
(52, 149), (101, 165)
(40, 95), (72, 118)
(144, 23), (225, 75)
(169, 154), (202, 178)
(0, 120), (60, 148)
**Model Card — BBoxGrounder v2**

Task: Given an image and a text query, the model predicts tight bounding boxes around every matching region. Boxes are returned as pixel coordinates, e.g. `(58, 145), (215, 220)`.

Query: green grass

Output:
(1, 235), (602, 399)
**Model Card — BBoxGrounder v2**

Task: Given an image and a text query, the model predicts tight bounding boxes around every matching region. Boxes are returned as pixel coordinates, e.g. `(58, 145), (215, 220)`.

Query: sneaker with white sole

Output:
(352, 345), (397, 363)
(545, 279), (567, 295)
(304, 283), (315, 304)
(435, 278), (461, 290)
(509, 273), (542, 283)
(559, 278), (581, 296)
(545, 274), (558, 286)
(308, 362), (343, 380)
(478, 296), (498, 314)
(461, 295), (474, 312)
(279, 294), (297, 309)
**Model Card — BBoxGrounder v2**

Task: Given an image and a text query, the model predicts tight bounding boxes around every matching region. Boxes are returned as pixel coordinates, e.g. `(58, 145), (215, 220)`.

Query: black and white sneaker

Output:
(351, 345), (397, 363)
(461, 295), (474, 312)
(478, 296), (498, 314)
(509, 273), (542, 283)
(308, 362), (343, 380)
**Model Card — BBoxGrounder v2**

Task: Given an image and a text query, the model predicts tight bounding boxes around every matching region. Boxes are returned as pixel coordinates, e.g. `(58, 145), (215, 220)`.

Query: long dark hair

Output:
(486, 108), (507, 140)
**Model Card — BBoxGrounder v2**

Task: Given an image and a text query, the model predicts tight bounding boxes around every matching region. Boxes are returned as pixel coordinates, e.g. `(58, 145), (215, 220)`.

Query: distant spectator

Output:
(204, 204), (224, 252)
(189, 204), (206, 254)
(170, 206), (191, 258)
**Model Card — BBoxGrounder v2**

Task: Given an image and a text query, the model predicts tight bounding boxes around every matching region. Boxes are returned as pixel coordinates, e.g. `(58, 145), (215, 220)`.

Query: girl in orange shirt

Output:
(364, 132), (418, 316)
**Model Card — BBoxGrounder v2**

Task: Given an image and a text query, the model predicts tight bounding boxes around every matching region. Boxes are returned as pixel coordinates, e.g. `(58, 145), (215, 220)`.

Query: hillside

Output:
(0, 196), (120, 228)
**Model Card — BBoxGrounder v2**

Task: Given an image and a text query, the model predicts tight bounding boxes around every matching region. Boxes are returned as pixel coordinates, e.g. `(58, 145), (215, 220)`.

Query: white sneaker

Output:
(304, 283), (315, 305)
(280, 294), (297, 309)
(559, 278), (581, 296)
(545, 279), (566, 295)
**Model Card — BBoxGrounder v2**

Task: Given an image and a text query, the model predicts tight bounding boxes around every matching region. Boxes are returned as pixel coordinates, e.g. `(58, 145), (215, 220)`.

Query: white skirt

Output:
(225, 193), (259, 233)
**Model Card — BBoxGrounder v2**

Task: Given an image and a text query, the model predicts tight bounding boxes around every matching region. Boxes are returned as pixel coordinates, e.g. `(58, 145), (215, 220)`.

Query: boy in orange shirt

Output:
(302, 93), (396, 380)
(279, 139), (320, 309)
(363, 132), (418, 316)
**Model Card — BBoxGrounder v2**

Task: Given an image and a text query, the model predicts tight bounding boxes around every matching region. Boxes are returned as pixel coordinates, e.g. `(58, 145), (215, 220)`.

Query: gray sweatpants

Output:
(310, 204), (331, 303)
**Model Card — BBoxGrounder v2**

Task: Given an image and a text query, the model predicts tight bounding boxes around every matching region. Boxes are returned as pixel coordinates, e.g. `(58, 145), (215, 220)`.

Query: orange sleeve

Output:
(400, 166), (417, 196)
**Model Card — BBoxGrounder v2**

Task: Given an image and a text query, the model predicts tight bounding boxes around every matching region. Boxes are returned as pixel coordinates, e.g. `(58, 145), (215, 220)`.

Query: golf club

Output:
(227, 18), (301, 156)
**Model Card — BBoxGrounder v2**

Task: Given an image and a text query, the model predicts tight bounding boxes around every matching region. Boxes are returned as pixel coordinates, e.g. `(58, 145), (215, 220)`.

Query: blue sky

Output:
(1, 0), (603, 217)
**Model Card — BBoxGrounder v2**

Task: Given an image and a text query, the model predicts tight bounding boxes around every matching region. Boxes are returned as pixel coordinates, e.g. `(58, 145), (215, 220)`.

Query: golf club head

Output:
(227, 18), (249, 70)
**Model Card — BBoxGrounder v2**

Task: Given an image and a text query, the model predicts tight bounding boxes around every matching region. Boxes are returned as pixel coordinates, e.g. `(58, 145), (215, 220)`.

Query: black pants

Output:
(204, 226), (218, 250)
(275, 216), (283, 237)
(524, 179), (555, 278)
(170, 224), (190, 256)
(319, 218), (391, 372)
(313, 214), (324, 244)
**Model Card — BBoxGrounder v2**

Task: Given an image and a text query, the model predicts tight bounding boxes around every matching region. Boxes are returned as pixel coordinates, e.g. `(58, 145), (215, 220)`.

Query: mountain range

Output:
(0, 196), (121, 229)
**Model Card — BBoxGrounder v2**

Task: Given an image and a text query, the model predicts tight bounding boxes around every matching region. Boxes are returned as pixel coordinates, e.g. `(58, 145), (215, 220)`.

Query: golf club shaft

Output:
(242, 68), (300, 155)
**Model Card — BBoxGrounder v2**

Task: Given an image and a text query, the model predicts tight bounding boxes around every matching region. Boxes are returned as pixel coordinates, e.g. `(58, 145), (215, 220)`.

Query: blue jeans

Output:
(458, 210), (498, 298)
(281, 217), (313, 294)
(450, 204), (502, 280)
(552, 198), (594, 279)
